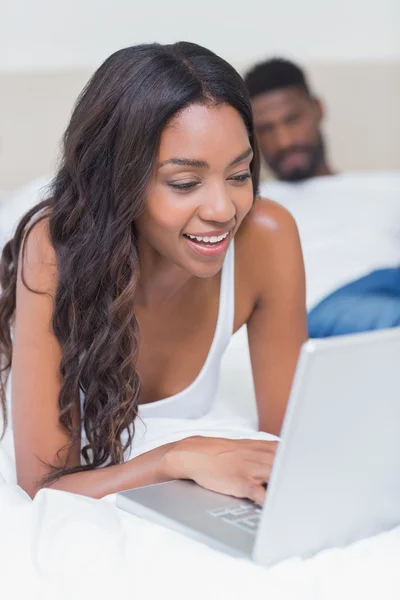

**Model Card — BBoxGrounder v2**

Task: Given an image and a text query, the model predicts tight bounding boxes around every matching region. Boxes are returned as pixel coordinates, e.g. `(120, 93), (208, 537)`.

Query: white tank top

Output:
(138, 241), (235, 420)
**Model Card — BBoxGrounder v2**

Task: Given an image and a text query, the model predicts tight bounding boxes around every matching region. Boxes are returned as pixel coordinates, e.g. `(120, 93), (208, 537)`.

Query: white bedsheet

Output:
(2, 400), (400, 600)
(1, 329), (400, 598)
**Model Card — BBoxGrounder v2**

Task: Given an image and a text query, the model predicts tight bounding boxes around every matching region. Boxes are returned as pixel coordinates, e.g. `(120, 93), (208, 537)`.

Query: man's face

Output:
(251, 86), (325, 181)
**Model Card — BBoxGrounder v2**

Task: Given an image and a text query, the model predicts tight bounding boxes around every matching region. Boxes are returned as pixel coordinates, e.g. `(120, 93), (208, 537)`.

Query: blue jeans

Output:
(308, 268), (400, 338)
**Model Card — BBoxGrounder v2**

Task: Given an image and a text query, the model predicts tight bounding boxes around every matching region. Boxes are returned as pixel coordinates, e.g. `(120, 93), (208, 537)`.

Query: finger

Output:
(239, 449), (277, 466)
(246, 482), (266, 507)
(239, 439), (279, 453)
(246, 461), (274, 483)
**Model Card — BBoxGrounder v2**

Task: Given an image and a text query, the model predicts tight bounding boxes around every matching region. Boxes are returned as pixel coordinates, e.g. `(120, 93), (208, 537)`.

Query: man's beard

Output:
(269, 134), (326, 182)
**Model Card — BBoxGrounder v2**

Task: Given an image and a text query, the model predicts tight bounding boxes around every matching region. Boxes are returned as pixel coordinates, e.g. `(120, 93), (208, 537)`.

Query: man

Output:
(245, 58), (333, 182)
(244, 58), (400, 337)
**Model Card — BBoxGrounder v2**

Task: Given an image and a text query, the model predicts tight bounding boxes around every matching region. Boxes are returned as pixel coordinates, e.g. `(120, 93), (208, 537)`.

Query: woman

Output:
(0, 42), (307, 505)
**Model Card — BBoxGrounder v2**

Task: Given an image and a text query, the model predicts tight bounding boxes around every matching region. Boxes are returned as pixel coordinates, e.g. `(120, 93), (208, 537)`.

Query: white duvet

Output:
(2, 331), (400, 600)
(2, 423), (400, 600)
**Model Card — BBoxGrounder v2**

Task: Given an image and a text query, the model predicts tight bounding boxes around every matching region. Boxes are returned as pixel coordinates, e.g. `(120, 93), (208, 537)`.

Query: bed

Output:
(1, 328), (400, 600)
(1, 60), (400, 599)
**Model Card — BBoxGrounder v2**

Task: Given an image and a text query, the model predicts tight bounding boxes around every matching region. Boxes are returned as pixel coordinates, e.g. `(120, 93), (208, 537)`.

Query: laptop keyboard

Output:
(207, 503), (262, 535)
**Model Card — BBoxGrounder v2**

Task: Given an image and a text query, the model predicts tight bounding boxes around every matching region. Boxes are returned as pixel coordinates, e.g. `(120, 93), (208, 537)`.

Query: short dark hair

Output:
(244, 58), (311, 99)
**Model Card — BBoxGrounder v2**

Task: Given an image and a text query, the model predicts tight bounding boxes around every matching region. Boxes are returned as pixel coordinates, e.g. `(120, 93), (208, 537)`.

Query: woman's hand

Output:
(163, 436), (278, 506)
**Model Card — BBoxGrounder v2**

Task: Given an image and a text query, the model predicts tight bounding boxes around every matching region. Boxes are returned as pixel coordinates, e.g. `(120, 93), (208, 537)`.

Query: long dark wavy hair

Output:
(0, 42), (260, 484)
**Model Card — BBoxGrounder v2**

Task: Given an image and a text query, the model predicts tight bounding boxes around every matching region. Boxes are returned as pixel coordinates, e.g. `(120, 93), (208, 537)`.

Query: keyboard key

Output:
(207, 504), (262, 535)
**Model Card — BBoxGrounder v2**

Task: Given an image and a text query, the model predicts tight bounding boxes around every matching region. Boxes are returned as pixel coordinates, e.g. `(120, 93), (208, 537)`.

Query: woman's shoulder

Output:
(236, 196), (300, 264)
(233, 196), (304, 325)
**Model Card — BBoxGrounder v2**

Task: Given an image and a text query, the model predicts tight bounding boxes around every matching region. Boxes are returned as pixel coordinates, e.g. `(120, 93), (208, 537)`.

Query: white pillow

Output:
(0, 176), (52, 250)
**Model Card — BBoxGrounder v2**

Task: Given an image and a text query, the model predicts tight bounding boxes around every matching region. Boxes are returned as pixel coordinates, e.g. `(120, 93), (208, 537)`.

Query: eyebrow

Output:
(158, 147), (253, 169)
(255, 109), (303, 131)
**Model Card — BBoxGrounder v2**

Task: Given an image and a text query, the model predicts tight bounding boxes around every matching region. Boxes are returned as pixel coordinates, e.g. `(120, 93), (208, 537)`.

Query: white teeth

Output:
(186, 232), (229, 244)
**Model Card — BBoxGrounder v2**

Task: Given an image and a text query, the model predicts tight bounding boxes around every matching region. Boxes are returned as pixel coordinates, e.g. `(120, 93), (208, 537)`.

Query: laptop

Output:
(117, 328), (400, 567)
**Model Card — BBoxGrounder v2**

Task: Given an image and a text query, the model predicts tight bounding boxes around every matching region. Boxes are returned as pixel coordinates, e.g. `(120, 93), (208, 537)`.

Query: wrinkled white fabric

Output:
(2, 394), (400, 600)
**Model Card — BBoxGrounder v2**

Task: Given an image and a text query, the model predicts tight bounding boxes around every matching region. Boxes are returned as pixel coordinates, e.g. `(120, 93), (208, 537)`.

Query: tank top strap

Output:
(136, 240), (235, 420)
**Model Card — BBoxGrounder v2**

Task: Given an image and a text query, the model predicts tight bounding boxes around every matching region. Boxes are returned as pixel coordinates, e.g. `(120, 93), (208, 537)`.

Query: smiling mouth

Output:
(182, 230), (231, 259)
(183, 232), (229, 245)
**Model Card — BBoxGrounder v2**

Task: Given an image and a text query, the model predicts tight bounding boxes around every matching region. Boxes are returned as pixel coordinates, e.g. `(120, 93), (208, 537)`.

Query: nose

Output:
(198, 183), (236, 224)
(274, 124), (296, 153)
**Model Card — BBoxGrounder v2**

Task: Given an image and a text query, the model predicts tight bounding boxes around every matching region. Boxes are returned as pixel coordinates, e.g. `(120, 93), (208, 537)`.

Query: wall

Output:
(1, 0), (399, 189)
(2, 0), (400, 71)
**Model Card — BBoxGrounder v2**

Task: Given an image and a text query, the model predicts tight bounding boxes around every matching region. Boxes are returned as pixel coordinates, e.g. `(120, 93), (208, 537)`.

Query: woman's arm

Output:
(245, 198), (308, 436)
(12, 219), (275, 504)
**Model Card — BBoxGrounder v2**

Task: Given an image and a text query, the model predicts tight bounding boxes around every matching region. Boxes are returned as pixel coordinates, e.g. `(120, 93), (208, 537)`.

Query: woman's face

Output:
(137, 103), (254, 278)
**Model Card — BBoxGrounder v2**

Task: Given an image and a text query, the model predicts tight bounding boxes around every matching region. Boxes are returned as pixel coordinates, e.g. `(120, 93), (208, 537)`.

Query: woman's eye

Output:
(230, 172), (252, 184)
(167, 181), (200, 191)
